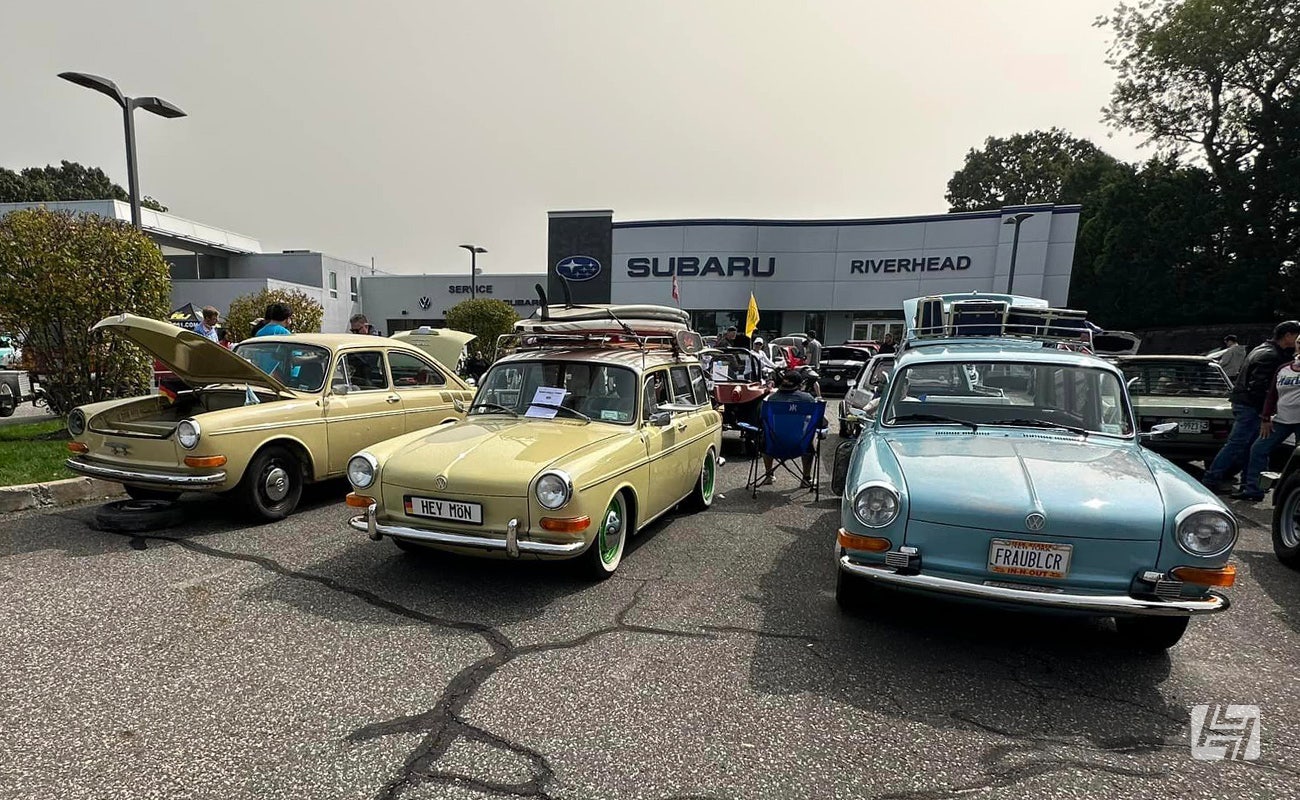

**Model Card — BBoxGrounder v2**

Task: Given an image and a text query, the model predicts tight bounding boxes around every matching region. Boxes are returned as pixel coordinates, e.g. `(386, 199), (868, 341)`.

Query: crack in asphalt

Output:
(105, 531), (800, 800)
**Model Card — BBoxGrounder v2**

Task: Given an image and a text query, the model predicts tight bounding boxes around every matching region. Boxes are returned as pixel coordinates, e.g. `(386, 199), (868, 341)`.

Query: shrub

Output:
(224, 287), (324, 343)
(0, 208), (171, 417)
(444, 299), (519, 360)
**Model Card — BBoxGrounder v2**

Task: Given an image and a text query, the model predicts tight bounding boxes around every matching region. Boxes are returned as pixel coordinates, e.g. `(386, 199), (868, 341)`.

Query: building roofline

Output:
(610, 204), (1081, 230)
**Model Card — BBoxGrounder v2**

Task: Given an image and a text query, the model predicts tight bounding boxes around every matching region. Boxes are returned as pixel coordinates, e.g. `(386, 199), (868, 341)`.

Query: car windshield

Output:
(882, 360), (1133, 437)
(701, 350), (760, 383)
(232, 342), (331, 391)
(822, 347), (871, 362)
(474, 360), (638, 424)
(861, 356), (895, 387)
(1121, 361), (1231, 398)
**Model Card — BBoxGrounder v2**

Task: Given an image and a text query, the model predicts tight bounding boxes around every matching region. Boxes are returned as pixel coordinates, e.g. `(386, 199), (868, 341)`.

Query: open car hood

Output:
(91, 313), (291, 393)
(390, 328), (476, 369)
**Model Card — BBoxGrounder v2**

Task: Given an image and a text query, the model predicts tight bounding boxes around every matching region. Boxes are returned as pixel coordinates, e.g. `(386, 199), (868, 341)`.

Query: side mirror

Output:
(846, 380), (856, 390)
(453, 398), (468, 413)
(1127, 376), (1141, 390)
(332, 383), (350, 396)
(1141, 422), (1179, 441)
(649, 411), (673, 428)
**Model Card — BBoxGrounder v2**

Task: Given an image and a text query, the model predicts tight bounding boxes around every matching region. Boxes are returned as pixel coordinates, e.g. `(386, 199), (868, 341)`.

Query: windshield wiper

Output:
(469, 402), (519, 417)
(527, 403), (591, 422)
(890, 413), (978, 431)
(987, 418), (1090, 436)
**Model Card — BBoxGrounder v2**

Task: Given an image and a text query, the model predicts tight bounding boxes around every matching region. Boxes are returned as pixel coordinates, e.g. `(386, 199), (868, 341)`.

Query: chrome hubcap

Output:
(263, 466), (290, 502)
(1285, 492), (1300, 549)
(605, 509), (622, 537)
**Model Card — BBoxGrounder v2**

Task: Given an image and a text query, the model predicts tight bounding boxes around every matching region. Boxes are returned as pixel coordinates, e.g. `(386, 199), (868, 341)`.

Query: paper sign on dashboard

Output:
(525, 386), (567, 418)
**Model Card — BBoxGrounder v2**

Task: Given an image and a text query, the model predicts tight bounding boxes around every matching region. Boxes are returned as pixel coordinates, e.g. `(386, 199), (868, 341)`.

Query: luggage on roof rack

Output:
(904, 293), (1094, 348)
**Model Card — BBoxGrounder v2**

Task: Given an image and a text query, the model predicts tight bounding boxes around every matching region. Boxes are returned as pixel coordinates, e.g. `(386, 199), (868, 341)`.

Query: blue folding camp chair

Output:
(739, 399), (827, 500)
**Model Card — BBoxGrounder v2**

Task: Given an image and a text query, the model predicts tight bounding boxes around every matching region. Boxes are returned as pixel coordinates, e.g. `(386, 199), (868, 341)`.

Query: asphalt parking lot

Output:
(3, 437), (1299, 800)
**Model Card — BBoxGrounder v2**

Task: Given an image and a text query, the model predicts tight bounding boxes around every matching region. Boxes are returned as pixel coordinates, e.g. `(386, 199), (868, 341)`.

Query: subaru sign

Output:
(555, 255), (602, 282)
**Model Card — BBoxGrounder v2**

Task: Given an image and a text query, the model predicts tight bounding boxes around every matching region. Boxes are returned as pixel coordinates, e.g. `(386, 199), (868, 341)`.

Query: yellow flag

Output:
(745, 293), (760, 337)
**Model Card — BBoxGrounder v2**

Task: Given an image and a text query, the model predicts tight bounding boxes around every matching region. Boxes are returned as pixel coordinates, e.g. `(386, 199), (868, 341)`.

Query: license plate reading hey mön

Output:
(988, 539), (1072, 580)
(404, 495), (483, 525)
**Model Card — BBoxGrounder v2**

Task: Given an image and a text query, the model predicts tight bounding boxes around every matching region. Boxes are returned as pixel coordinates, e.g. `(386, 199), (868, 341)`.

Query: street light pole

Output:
(459, 244), (487, 300)
(58, 72), (186, 229)
(1003, 213), (1033, 293)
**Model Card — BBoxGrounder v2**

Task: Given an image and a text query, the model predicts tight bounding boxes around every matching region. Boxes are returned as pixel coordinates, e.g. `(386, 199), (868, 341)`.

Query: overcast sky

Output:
(2, 1), (1146, 275)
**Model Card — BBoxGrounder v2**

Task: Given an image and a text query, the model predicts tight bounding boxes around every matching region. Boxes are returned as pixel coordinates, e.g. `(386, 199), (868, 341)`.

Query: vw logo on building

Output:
(555, 256), (602, 282)
(418, 296), (432, 310)
(1025, 512), (1046, 531)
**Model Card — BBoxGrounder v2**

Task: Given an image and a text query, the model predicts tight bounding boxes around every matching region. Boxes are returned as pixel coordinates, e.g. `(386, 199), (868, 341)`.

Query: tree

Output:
(444, 299), (519, 361)
(1070, 158), (1229, 329)
(0, 208), (172, 416)
(0, 160), (167, 212)
(1100, 0), (1299, 316)
(945, 128), (1126, 212)
(224, 288), (325, 343)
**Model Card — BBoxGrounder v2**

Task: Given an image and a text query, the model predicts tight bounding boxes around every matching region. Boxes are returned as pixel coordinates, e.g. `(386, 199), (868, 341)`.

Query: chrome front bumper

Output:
(65, 457), (226, 488)
(349, 504), (586, 558)
(839, 556), (1229, 617)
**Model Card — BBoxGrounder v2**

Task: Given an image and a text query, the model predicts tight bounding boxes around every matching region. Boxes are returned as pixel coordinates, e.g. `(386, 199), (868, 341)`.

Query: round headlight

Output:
(348, 453), (377, 489)
(853, 484), (900, 528)
(67, 409), (86, 436)
(176, 419), (201, 450)
(536, 472), (572, 510)
(1175, 506), (1237, 557)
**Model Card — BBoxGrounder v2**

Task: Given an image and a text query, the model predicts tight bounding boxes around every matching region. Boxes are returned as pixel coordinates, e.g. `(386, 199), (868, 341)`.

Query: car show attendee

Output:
(879, 332), (897, 354)
(1237, 353), (1300, 500)
(1202, 320), (1300, 493)
(254, 303), (293, 337)
(751, 337), (776, 375)
(804, 330), (822, 368)
(349, 313), (380, 335)
(1214, 334), (1246, 381)
(757, 369), (826, 487)
(196, 306), (221, 342)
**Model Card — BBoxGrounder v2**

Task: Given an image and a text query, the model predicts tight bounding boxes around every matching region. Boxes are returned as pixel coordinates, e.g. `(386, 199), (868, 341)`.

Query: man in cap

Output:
(756, 369), (827, 487)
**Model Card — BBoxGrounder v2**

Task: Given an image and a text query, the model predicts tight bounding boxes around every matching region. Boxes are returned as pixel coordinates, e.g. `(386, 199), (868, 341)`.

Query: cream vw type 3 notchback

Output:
(64, 314), (473, 520)
(346, 303), (723, 578)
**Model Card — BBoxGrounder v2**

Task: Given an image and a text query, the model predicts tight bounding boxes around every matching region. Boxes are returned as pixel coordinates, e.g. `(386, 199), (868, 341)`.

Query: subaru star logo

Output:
(555, 256), (602, 282)
(1025, 512), (1046, 531)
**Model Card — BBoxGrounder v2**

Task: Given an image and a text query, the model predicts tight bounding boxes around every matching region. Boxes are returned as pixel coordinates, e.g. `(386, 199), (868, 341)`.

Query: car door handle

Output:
(675, 421), (687, 431)
(386, 395), (401, 404)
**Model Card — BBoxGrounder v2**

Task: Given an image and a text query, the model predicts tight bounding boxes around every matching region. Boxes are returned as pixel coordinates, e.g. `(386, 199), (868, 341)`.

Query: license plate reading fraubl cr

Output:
(988, 539), (1073, 580)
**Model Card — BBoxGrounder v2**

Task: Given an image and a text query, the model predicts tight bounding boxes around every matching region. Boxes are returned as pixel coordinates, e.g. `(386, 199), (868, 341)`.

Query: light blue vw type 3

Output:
(834, 294), (1237, 651)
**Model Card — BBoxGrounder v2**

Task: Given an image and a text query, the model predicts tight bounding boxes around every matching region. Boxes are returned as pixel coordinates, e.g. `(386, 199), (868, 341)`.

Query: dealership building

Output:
(1, 200), (1081, 344)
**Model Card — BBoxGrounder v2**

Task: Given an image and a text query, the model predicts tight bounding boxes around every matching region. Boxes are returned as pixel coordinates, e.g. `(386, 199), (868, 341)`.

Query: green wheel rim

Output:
(701, 453), (715, 503)
(599, 496), (624, 565)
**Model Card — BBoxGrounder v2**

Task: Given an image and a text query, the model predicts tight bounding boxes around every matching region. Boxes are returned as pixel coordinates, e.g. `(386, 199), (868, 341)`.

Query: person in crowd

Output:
(196, 306), (221, 342)
(217, 327), (232, 349)
(878, 332), (897, 355)
(1214, 334), (1247, 381)
(1202, 320), (1300, 493)
(751, 337), (776, 376)
(756, 369), (827, 488)
(721, 327), (738, 348)
(1237, 351), (1300, 500)
(804, 330), (822, 368)
(349, 314), (380, 335)
(254, 303), (293, 337)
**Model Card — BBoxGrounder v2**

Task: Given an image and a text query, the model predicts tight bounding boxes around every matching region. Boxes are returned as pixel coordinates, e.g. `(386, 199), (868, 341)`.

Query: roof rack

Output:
(496, 329), (702, 357)
(903, 293), (1095, 352)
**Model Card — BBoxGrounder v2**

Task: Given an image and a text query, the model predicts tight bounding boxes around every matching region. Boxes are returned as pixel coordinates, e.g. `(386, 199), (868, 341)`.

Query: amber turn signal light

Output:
(346, 493), (376, 508)
(183, 455), (227, 468)
(67, 442), (88, 454)
(540, 516), (591, 533)
(1171, 564), (1237, 587)
(837, 529), (891, 552)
